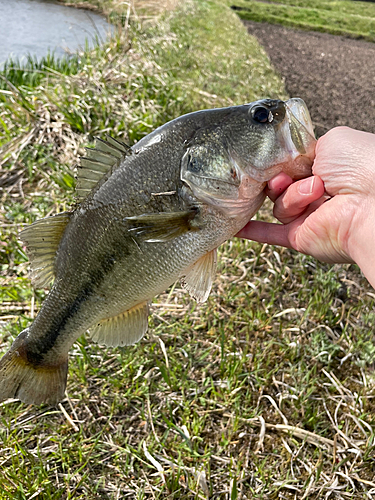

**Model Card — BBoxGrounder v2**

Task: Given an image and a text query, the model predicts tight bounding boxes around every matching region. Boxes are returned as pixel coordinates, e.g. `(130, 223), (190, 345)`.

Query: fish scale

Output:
(0, 98), (316, 405)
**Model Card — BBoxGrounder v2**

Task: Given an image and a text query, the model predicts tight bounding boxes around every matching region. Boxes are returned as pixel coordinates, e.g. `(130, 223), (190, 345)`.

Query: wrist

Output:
(347, 198), (375, 288)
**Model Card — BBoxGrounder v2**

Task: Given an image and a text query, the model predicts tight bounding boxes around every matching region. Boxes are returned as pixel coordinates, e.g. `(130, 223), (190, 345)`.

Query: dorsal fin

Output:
(19, 212), (72, 288)
(76, 136), (131, 202)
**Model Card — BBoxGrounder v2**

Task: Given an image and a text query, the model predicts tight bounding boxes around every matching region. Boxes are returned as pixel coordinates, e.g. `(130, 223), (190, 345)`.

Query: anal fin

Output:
(181, 249), (217, 303)
(90, 301), (149, 347)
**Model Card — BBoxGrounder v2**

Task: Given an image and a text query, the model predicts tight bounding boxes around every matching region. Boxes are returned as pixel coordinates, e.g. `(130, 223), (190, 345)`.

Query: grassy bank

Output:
(1, 0), (374, 498)
(230, 0), (375, 41)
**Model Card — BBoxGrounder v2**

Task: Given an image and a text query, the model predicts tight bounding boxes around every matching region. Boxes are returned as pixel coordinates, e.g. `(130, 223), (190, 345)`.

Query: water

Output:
(0, 0), (113, 66)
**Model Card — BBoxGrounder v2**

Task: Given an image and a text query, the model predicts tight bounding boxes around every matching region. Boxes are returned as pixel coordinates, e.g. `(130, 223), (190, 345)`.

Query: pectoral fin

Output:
(125, 208), (199, 242)
(181, 249), (217, 303)
(90, 301), (149, 347)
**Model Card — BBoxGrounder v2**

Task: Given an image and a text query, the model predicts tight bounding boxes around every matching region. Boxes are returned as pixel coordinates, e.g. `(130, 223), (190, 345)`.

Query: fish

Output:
(0, 98), (316, 405)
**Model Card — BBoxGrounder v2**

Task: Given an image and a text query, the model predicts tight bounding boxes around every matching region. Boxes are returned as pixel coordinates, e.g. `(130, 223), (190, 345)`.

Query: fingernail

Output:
(298, 177), (315, 195)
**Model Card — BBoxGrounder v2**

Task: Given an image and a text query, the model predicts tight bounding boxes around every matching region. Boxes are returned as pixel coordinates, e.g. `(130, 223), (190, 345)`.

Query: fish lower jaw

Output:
(254, 155), (314, 183)
(282, 155), (314, 180)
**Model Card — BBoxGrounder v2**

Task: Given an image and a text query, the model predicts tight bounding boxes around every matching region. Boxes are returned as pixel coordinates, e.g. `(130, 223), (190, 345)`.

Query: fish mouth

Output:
(279, 98), (317, 179)
(286, 98), (316, 154)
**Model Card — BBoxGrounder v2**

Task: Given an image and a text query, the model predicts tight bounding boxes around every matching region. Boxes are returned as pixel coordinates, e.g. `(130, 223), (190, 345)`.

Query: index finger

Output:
(266, 172), (293, 202)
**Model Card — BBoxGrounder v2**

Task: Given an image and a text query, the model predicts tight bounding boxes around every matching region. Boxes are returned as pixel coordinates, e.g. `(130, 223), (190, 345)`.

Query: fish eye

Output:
(251, 106), (270, 124)
(187, 154), (201, 173)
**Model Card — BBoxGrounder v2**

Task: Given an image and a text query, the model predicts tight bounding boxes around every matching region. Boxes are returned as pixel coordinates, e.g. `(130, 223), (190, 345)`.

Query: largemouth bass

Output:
(0, 98), (316, 405)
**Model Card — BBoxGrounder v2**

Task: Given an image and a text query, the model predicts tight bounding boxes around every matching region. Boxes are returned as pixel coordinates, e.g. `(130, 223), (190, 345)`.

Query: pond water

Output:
(0, 0), (113, 66)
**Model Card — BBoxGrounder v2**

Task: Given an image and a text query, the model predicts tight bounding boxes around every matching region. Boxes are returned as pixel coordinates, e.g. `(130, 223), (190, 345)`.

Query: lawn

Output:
(230, 0), (375, 41)
(0, 0), (374, 498)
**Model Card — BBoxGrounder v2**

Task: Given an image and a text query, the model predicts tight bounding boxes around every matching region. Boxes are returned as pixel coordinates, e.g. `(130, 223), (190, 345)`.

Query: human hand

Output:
(237, 127), (375, 286)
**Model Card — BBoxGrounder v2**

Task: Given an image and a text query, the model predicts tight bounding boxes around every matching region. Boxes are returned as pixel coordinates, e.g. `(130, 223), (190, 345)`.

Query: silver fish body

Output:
(0, 98), (316, 404)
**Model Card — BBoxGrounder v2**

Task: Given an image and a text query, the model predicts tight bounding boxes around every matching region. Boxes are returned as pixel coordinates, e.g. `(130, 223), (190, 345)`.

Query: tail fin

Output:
(0, 329), (68, 405)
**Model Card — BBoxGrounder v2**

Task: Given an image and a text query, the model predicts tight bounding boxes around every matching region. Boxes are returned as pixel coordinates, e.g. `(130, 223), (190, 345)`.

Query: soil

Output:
(243, 21), (375, 137)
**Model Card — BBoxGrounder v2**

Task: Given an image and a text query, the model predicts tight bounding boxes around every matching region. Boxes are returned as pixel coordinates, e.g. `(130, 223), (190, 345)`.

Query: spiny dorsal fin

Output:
(19, 212), (72, 288)
(180, 248), (217, 303)
(90, 301), (149, 347)
(76, 136), (131, 202)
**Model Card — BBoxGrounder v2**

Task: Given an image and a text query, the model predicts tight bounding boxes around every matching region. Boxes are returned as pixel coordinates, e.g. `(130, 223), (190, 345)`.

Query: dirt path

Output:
(244, 21), (375, 137)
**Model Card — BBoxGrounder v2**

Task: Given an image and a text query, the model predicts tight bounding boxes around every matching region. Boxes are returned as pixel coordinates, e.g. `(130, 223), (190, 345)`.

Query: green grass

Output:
(0, 53), (83, 90)
(1, 0), (375, 498)
(231, 0), (375, 41)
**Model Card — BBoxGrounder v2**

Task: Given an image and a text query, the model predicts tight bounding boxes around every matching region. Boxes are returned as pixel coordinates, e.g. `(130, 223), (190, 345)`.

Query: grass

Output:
(230, 0), (375, 42)
(0, 54), (83, 90)
(0, 0), (375, 498)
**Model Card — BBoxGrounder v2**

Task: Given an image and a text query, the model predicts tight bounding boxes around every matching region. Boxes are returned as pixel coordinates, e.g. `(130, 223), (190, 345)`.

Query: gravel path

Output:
(244, 21), (375, 137)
